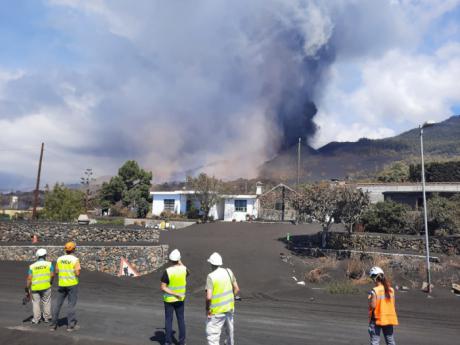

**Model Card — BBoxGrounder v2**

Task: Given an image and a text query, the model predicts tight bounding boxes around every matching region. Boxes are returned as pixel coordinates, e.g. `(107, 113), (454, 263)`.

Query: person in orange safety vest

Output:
(368, 266), (398, 345)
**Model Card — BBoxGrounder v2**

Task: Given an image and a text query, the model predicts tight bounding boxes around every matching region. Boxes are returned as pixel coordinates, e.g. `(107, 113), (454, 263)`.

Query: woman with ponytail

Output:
(368, 266), (398, 345)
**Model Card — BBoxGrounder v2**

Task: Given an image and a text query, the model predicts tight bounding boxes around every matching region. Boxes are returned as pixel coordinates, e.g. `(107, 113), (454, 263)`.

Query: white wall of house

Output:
(152, 192), (187, 216)
(223, 196), (257, 221)
(151, 192), (258, 221)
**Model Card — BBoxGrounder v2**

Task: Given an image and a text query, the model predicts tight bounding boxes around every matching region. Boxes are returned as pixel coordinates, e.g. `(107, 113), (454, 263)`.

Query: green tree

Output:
(44, 184), (84, 222)
(409, 161), (460, 182)
(99, 161), (152, 218)
(361, 201), (409, 234)
(427, 194), (460, 235)
(292, 183), (341, 248)
(377, 162), (410, 182)
(100, 176), (125, 206)
(187, 173), (223, 221)
(337, 186), (370, 233)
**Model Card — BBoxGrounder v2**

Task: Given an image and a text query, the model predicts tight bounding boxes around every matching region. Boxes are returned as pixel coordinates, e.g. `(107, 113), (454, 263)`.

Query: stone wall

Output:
(0, 220), (160, 243)
(0, 220), (169, 276)
(327, 233), (460, 255)
(0, 245), (169, 276)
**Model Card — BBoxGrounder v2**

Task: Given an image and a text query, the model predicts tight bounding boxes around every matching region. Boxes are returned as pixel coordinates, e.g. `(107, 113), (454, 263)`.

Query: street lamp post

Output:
(419, 121), (435, 293)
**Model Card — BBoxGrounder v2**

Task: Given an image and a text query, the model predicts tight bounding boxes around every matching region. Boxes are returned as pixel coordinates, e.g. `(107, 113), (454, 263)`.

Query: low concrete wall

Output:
(327, 233), (460, 256)
(124, 218), (195, 229)
(0, 220), (160, 243)
(0, 245), (169, 276)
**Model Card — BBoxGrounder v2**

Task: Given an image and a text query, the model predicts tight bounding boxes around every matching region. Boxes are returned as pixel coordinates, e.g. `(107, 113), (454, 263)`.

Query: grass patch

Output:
(326, 281), (360, 295)
(95, 218), (125, 226)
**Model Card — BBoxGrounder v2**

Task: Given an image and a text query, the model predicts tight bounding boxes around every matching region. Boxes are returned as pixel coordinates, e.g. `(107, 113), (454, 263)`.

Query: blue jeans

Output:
(369, 322), (396, 345)
(164, 301), (186, 345)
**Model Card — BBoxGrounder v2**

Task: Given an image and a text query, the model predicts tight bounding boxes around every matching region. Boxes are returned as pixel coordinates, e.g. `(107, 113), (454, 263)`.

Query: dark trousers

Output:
(164, 301), (186, 345)
(52, 285), (78, 327)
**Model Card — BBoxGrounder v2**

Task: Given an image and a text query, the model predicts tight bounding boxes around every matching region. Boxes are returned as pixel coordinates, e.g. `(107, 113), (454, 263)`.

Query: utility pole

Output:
(297, 137), (301, 185)
(419, 121), (436, 293)
(32, 142), (44, 220)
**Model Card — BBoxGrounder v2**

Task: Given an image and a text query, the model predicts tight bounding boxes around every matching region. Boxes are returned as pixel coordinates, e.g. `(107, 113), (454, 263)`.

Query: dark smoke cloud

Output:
(0, 0), (417, 184)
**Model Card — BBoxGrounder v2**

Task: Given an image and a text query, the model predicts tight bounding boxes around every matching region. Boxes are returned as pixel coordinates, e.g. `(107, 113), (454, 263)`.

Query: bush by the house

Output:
(361, 201), (410, 234)
(427, 194), (460, 235)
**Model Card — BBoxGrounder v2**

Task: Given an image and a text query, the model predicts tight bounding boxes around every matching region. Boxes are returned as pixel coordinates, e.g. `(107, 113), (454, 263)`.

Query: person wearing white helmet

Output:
(368, 266), (398, 345)
(26, 248), (54, 324)
(160, 249), (189, 345)
(205, 252), (240, 345)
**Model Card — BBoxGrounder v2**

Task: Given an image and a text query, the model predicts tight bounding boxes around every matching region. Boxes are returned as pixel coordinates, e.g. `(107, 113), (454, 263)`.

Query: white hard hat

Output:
(169, 249), (181, 261)
(369, 266), (384, 277)
(207, 252), (223, 266)
(36, 248), (47, 257)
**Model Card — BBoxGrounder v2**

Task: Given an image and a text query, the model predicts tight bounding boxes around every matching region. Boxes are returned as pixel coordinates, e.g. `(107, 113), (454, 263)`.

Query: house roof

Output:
(259, 183), (296, 197)
(150, 190), (257, 199)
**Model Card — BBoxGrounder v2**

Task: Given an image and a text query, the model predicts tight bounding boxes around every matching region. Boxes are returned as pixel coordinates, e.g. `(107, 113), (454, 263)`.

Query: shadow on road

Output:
(150, 328), (179, 345)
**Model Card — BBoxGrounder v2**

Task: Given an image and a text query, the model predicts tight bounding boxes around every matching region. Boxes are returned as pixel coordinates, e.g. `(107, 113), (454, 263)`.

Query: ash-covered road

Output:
(0, 223), (458, 344)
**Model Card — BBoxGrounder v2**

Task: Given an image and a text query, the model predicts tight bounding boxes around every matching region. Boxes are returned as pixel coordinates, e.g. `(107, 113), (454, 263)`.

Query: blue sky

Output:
(0, 0), (459, 190)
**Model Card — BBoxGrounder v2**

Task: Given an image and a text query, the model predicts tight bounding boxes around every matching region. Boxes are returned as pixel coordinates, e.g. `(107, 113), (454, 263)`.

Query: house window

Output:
(164, 199), (175, 212)
(234, 200), (247, 212)
(275, 200), (284, 211)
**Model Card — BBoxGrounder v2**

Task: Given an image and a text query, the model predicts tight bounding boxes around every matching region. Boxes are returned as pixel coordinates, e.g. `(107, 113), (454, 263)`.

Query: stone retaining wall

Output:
(0, 245), (169, 276)
(327, 233), (460, 255)
(0, 220), (160, 243)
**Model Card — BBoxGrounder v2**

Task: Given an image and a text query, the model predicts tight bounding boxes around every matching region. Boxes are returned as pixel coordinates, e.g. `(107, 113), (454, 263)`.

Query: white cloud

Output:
(312, 42), (460, 148)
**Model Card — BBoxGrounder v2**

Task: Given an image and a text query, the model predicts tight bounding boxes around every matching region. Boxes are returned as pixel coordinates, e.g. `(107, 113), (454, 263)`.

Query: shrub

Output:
(186, 207), (201, 219)
(0, 213), (10, 220)
(306, 268), (330, 283)
(427, 194), (460, 235)
(326, 281), (360, 295)
(361, 201), (410, 234)
(346, 258), (366, 280)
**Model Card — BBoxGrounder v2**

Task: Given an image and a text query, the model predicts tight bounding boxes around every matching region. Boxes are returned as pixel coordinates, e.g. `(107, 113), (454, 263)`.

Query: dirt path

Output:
(0, 222), (459, 344)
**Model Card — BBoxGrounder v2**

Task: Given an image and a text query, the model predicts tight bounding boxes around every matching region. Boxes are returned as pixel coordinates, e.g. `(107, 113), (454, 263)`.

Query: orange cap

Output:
(64, 241), (76, 252)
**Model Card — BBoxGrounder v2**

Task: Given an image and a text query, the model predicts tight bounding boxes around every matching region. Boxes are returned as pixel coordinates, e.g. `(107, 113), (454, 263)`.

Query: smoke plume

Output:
(0, 0), (426, 185)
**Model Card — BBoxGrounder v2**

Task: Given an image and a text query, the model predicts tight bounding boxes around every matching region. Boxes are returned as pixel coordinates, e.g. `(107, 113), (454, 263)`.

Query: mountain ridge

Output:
(259, 115), (460, 182)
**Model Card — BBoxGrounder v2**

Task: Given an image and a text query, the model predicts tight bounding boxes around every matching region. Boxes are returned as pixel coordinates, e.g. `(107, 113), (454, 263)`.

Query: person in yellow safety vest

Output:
(368, 266), (399, 345)
(160, 249), (189, 345)
(26, 248), (54, 324)
(50, 241), (81, 332)
(205, 252), (240, 345)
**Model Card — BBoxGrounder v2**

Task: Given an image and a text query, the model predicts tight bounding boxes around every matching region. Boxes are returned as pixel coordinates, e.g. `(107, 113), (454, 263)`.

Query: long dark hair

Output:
(376, 274), (391, 299)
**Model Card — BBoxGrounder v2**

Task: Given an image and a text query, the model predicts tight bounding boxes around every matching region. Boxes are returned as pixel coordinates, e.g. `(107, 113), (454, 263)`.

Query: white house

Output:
(150, 190), (260, 221)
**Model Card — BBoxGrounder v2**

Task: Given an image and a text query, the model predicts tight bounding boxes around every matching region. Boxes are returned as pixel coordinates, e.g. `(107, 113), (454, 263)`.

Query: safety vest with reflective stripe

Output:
(30, 260), (52, 291)
(208, 268), (235, 315)
(57, 255), (79, 287)
(369, 285), (399, 326)
(163, 265), (187, 303)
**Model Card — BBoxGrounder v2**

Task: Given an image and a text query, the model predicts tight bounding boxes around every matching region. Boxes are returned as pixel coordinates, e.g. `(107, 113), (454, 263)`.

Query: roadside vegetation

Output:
(301, 254), (460, 294)
(43, 183), (85, 221)
(292, 183), (370, 247)
(99, 160), (152, 218)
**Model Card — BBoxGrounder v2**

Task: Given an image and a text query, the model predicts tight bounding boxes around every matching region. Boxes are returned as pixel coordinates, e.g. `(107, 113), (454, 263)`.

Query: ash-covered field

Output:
(0, 223), (458, 345)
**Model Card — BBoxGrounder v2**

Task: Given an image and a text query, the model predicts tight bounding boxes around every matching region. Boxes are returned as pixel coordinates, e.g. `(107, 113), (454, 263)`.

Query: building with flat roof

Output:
(356, 182), (460, 209)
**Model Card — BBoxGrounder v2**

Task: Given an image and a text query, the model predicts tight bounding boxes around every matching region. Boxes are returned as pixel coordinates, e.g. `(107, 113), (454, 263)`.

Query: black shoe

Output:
(67, 324), (80, 332)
